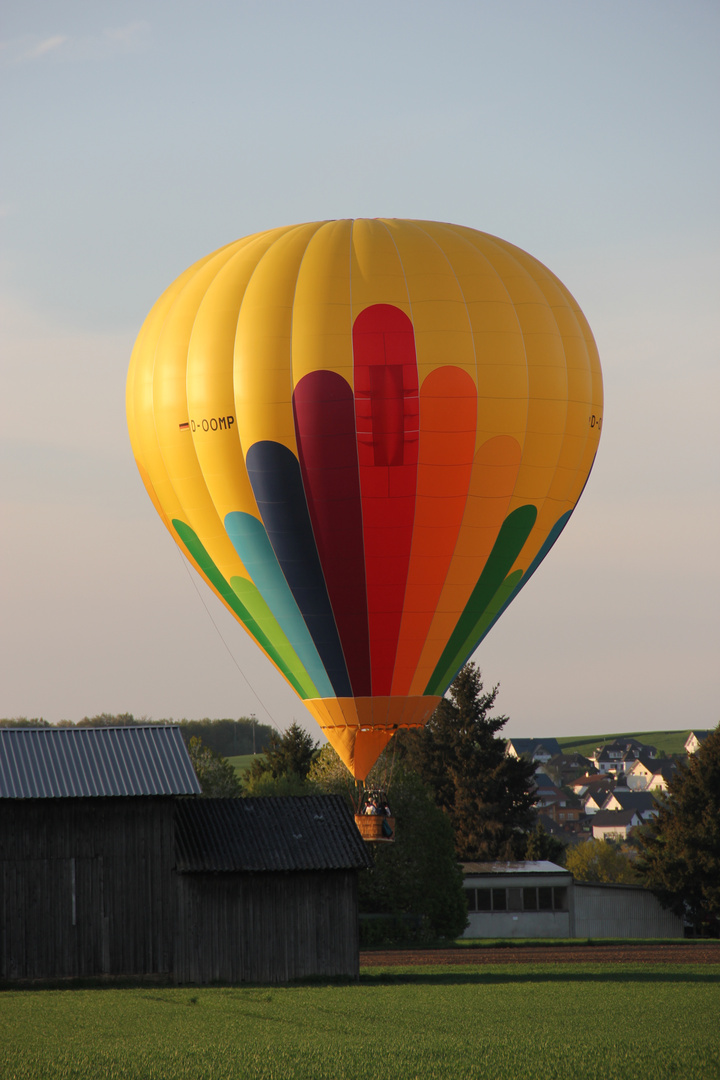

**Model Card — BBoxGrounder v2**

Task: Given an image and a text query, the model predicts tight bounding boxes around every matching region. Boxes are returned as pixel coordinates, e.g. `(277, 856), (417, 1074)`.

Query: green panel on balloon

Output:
(229, 576), (318, 699)
(171, 519), (312, 700)
(432, 570), (524, 693)
(425, 505), (537, 695)
(470, 509), (576, 652)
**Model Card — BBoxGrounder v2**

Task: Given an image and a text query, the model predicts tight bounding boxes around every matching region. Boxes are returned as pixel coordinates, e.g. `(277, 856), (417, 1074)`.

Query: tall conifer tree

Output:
(636, 725), (720, 933)
(397, 664), (537, 859)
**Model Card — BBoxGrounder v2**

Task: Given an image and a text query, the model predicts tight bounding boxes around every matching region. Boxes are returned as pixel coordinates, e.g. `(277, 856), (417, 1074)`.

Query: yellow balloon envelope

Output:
(127, 219), (603, 779)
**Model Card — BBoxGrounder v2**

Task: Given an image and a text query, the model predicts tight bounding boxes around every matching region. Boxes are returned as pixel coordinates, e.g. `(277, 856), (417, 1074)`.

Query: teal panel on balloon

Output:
(224, 510), (334, 698)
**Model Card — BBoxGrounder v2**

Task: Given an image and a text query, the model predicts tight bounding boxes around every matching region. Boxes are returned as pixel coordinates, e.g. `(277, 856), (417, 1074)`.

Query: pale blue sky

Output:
(1, 1), (718, 738)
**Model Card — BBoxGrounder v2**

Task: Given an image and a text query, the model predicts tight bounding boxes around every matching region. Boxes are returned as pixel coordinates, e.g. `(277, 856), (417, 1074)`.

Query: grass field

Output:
(227, 753), (265, 778)
(556, 729), (693, 758)
(2, 965), (719, 1080)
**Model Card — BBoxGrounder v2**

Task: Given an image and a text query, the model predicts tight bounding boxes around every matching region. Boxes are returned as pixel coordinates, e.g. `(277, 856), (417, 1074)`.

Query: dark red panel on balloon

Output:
(293, 370), (372, 696)
(353, 303), (419, 695)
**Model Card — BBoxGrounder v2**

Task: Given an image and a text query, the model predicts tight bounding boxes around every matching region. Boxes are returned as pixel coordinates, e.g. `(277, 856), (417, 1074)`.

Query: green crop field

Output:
(556, 730), (694, 758)
(227, 753), (266, 778)
(2, 965), (719, 1080)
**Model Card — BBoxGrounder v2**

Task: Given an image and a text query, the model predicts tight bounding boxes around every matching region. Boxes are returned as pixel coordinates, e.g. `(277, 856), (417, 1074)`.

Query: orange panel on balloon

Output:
(407, 433), (523, 695)
(391, 366), (476, 694)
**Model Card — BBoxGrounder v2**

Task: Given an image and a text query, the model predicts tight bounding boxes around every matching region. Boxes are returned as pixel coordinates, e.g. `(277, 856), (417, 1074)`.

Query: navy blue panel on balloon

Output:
(246, 440), (352, 697)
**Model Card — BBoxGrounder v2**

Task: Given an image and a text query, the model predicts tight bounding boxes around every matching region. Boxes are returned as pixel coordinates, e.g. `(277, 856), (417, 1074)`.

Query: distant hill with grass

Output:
(231, 733), (707, 776)
(228, 753), (266, 779)
(555, 730), (698, 758)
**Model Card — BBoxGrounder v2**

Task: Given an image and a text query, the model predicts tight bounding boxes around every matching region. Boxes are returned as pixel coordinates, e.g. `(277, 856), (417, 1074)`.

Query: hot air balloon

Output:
(127, 219), (602, 781)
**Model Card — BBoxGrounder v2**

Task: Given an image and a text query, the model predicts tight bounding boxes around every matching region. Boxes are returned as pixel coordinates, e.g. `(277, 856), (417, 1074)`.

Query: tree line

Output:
(0, 714), (275, 759)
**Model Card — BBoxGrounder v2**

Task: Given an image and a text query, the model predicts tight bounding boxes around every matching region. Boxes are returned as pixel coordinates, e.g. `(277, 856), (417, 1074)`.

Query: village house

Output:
(583, 790), (609, 815)
(626, 756), (677, 792)
(601, 790), (658, 821)
(625, 753), (661, 790)
(542, 752), (592, 788)
(540, 797), (584, 828)
(644, 761), (678, 792)
(505, 738), (562, 765)
(570, 773), (604, 797)
(536, 813), (583, 844)
(589, 737), (661, 775)
(590, 809), (642, 841)
(685, 731), (711, 755)
(577, 775), (616, 814)
(531, 772), (564, 806)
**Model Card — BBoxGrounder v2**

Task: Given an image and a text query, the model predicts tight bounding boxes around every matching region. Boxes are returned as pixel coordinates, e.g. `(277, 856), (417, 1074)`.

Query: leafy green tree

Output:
(523, 821), (567, 866)
(358, 769), (467, 940)
(0, 718), (51, 727)
(242, 770), (314, 797)
(188, 736), (243, 797)
(635, 725), (720, 933)
(306, 740), (405, 805)
(396, 664), (537, 859)
(307, 745), (467, 941)
(565, 838), (639, 884)
(247, 722), (318, 784)
(177, 717), (274, 757)
(76, 713), (138, 727)
(306, 742), (361, 800)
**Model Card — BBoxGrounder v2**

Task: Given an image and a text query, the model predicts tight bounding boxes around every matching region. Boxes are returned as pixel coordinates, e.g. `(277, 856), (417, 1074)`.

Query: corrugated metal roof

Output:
(0, 726), (201, 798)
(175, 795), (374, 872)
(462, 860), (569, 876)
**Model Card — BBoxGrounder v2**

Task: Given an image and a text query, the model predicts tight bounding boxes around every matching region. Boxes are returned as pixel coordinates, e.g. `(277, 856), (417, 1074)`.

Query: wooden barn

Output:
(0, 726), (371, 984)
(174, 796), (373, 983)
(0, 725), (200, 981)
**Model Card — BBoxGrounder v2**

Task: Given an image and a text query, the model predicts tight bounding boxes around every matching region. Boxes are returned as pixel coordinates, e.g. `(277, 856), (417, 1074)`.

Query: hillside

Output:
(228, 753), (266, 778)
(555, 730), (695, 758)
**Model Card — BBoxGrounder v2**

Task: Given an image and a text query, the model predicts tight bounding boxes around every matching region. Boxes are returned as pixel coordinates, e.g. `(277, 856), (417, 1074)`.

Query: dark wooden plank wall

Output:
(0, 798), (175, 980)
(175, 870), (359, 984)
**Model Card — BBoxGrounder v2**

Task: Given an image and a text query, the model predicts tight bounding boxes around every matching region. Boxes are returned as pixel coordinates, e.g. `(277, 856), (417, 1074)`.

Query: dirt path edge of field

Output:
(360, 942), (720, 965)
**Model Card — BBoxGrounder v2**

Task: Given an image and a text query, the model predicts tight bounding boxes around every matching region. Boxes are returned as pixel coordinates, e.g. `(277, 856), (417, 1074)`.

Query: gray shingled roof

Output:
(175, 795), (373, 872)
(506, 738), (562, 757)
(0, 726), (201, 798)
(603, 791), (658, 811)
(591, 809), (640, 828)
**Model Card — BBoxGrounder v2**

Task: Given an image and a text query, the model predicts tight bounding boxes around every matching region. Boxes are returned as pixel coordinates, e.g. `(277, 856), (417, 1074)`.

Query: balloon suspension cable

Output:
(175, 547), (283, 734)
(386, 735), (399, 795)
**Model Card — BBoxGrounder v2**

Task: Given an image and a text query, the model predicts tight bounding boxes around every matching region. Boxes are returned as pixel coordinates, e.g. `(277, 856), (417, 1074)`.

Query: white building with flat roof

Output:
(461, 861), (683, 939)
(462, 861), (573, 939)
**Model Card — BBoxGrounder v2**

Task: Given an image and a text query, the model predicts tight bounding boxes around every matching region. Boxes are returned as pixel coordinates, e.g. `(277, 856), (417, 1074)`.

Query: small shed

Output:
(0, 725), (200, 981)
(174, 796), (373, 983)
